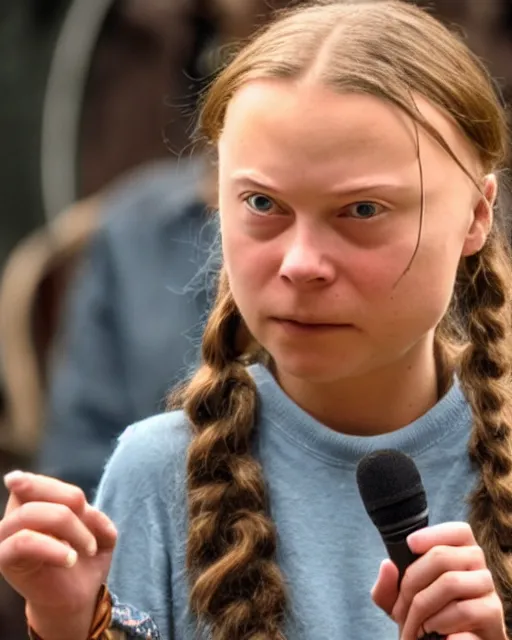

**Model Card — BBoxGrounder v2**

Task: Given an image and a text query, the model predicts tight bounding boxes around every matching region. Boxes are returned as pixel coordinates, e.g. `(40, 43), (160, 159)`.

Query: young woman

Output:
(1, 1), (512, 639)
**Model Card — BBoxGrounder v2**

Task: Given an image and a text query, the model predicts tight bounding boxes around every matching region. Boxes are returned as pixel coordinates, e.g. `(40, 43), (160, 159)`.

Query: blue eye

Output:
(346, 202), (382, 219)
(245, 193), (275, 214)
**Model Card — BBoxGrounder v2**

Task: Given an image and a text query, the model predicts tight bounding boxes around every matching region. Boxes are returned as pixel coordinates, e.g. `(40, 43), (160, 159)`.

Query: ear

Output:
(461, 173), (497, 257)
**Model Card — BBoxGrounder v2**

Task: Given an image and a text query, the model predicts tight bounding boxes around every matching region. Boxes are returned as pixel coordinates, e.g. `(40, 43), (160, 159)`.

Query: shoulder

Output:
(116, 409), (192, 456)
(91, 158), (218, 281)
(100, 157), (209, 236)
(94, 410), (192, 508)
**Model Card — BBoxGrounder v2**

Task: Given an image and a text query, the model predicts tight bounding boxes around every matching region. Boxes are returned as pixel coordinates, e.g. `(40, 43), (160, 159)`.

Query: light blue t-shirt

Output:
(95, 364), (475, 639)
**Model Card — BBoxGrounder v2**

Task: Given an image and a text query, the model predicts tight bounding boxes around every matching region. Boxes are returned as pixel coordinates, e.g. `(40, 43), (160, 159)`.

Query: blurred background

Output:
(0, 0), (511, 637)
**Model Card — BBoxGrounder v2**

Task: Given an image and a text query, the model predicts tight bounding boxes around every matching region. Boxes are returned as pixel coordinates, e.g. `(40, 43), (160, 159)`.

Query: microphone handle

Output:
(384, 539), (446, 640)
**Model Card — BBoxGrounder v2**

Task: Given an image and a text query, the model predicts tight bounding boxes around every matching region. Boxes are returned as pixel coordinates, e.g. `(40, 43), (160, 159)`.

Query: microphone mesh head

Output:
(356, 449), (427, 530)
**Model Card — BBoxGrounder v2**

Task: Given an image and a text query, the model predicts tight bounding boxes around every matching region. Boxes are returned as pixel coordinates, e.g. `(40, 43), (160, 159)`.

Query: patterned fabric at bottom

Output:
(111, 593), (161, 639)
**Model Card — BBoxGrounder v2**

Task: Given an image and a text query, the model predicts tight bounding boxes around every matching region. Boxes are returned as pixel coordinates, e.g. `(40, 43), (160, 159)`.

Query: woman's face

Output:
(218, 79), (493, 384)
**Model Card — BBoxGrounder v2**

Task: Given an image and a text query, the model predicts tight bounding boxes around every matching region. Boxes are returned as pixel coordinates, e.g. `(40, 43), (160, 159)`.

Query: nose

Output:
(278, 228), (336, 287)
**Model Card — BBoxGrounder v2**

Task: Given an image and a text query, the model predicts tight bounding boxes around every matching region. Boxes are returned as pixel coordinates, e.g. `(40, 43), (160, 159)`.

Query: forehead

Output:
(219, 79), (479, 187)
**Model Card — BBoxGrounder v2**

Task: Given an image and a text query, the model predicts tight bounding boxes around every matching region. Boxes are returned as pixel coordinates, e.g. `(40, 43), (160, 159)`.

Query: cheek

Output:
(221, 224), (278, 298)
(357, 233), (462, 335)
(340, 236), (420, 302)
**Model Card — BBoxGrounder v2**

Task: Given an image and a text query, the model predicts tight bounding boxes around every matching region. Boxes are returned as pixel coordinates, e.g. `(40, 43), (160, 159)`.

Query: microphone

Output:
(356, 449), (444, 640)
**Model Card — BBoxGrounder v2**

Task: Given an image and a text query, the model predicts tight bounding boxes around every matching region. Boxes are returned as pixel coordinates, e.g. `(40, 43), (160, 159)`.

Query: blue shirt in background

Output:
(39, 159), (217, 498)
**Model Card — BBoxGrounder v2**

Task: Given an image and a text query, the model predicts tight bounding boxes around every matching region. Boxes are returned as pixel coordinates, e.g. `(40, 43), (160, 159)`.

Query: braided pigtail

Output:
(456, 232), (512, 627)
(174, 268), (287, 639)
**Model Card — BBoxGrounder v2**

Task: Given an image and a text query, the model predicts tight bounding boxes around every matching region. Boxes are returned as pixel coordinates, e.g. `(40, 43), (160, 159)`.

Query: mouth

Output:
(272, 317), (352, 330)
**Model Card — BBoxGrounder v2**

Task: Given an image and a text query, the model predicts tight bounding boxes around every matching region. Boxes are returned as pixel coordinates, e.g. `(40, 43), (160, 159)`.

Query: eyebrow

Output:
(231, 173), (415, 198)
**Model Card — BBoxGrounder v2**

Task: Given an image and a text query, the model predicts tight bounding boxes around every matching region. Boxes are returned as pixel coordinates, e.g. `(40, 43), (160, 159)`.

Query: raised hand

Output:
(0, 471), (117, 640)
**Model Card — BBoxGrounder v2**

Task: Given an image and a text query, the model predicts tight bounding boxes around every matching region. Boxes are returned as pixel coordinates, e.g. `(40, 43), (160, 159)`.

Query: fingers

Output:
(371, 559), (400, 616)
(0, 502), (98, 558)
(2, 472), (117, 554)
(420, 593), (506, 640)
(407, 522), (476, 555)
(390, 523), (506, 640)
(400, 570), (496, 640)
(81, 505), (117, 552)
(392, 544), (487, 622)
(4, 472), (87, 516)
(0, 529), (79, 572)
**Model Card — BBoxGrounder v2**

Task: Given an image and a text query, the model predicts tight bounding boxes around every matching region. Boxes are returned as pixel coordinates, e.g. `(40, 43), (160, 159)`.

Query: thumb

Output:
(371, 559), (400, 617)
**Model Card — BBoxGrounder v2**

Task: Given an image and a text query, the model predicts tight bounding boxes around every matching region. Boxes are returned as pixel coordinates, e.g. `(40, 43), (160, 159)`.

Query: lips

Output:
(273, 317), (348, 328)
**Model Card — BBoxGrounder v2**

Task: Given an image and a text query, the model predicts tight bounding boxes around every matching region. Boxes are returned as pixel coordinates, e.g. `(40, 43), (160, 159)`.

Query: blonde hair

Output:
(172, 1), (512, 638)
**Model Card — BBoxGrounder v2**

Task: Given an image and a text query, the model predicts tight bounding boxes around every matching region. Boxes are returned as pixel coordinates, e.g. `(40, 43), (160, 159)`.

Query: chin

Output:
(272, 349), (366, 384)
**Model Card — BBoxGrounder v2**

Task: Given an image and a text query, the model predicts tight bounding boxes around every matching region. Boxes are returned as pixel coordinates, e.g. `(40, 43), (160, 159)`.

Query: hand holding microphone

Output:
(357, 451), (507, 640)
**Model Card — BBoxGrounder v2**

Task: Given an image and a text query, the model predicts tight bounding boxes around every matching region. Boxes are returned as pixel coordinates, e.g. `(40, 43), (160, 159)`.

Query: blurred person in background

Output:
(1, 1), (214, 636)
(0, 0), (216, 476)
(37, 157), (216, 499)
(1, 1), (289, 637)
(37, 0), (295, 501)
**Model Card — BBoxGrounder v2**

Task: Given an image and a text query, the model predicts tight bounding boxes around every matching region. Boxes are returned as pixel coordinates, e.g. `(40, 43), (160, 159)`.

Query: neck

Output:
(276, 336), (443, 436)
